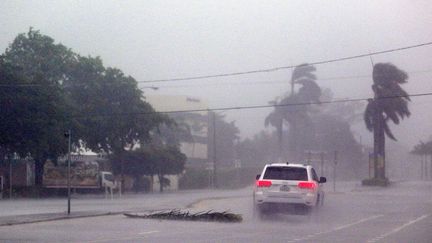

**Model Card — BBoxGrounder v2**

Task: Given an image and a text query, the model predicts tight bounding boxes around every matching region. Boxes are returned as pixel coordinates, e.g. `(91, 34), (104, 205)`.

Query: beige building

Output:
(145, 95), (210, 190)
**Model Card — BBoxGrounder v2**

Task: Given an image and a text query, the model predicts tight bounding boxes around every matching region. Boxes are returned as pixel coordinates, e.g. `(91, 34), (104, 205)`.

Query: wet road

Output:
(0, 181), (431, 243)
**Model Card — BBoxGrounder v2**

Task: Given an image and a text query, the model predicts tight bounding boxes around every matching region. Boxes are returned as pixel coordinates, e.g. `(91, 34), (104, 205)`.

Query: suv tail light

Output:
(256, 180), (272, 187)
(298, 181), (317, 190)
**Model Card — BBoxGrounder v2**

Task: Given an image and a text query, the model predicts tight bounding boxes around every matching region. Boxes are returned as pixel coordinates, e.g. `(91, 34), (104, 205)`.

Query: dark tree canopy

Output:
(0, 30), (77, 185)
(0, 29), (167, 187)
(110, 145), (186, 192)
(411, 140), (432, 156)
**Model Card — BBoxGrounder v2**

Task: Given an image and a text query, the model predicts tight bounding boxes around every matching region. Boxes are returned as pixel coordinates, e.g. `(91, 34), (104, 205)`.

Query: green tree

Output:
(1, 29), (77, 186)
(1, 29), (167, 190)
(67, 60), (168, 189)
(112, 146), (186, 192)
(154, 146), (186, 192)
(364, 63), (411, 181)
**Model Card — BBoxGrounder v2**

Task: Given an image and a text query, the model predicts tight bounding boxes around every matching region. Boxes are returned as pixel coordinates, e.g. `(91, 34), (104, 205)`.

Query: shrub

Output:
(179, 167), (211, 189)
(361, 177), (390, 187)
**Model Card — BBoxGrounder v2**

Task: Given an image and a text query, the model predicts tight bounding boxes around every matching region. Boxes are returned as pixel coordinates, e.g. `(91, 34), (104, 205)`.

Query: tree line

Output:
(0, 28), (415, 189)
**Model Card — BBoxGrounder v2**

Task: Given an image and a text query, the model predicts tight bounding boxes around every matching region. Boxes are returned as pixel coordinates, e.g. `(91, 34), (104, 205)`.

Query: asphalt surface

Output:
(0, 181), (431, 242)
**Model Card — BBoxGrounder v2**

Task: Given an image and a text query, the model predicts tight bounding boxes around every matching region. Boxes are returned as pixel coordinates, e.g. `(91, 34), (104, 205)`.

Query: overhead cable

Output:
(138, 41), (432, 83)
(70, 92), (432, 119)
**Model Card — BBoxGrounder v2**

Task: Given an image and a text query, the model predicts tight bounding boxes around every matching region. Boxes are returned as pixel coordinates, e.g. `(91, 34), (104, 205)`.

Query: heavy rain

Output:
(0, 1), (431, 242)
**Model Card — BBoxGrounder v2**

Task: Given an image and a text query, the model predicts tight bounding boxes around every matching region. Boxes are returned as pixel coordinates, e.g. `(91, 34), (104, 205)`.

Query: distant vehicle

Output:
(253, 163), (326, 217)
(43, 160), (115, 190)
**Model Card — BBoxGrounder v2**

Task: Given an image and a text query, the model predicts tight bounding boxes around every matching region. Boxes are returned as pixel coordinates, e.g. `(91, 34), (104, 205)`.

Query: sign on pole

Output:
(234, 159), (241, 169)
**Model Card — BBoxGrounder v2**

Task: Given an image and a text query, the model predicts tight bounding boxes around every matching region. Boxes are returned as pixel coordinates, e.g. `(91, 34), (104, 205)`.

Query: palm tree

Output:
(364, 63), (411, 181)
(411, 140), (432, 180)
(265, 64), (320, 161)
(290, 64), (317, 96)
(264, 99), (284, 160)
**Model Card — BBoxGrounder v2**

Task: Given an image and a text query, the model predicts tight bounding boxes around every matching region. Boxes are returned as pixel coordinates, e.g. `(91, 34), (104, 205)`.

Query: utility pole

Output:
(430, 154), (432, 180)
(212, 112), (217, 189)
(333, 151), (338, 192)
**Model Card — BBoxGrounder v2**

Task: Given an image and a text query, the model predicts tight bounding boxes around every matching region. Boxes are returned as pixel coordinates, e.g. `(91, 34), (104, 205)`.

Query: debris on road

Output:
(124, 209), (242, 223)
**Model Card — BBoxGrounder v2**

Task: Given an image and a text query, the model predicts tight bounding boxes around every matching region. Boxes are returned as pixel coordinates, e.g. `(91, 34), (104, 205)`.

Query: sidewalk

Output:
(0, 211), (117, 226)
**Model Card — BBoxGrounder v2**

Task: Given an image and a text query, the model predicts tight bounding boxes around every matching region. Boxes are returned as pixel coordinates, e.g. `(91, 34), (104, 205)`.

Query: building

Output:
(145, 95), (210, 191)
(0, 156), (34, 199)
(145, 95), (209, 167)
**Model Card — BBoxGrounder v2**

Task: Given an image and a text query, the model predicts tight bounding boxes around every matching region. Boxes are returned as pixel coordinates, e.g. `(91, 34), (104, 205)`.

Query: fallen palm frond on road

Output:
(124, 209), (242, 223)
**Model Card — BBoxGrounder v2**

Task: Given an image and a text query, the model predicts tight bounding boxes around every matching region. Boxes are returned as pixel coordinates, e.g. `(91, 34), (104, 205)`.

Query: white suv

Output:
(253, 163), (326, 216)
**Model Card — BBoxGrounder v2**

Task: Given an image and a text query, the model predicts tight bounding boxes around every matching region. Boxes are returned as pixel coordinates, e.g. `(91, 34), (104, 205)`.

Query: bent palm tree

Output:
(290, 63), (317, 96)
(265, 64), (320, 161)
(364, 63), (411, 180)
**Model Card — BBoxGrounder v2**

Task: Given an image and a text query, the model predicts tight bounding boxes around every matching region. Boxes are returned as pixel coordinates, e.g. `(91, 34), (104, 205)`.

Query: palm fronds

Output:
(364, 63), (411, 140)
(291, 63), (317, 83)
(124, 209), (243, 223)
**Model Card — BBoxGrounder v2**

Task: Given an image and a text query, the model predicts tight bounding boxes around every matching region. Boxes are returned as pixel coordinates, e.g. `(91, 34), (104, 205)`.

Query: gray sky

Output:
(1, 0), (432, 149)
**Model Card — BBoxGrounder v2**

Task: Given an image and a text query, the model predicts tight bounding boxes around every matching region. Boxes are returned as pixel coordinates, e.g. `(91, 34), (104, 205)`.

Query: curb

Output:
(0, 211), (124, 227)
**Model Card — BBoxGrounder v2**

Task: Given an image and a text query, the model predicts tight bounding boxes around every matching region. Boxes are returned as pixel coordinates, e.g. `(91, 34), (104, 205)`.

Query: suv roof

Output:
(267, 163), (310, 168)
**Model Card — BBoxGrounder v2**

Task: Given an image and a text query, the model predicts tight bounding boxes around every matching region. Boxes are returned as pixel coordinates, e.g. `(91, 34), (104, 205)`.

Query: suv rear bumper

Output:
(256, 202), (312, 214)
(254, 191), (317, 206)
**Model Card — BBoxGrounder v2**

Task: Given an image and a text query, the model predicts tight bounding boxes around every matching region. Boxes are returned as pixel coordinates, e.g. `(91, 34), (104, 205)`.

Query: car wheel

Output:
(253, 203), (265, 220)
(317, 193), (324, 207)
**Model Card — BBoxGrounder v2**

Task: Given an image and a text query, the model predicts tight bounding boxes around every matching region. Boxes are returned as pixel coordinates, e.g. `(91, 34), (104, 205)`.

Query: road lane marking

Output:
(367, 214), (430, 243)
(285, 214), (384, 243)
(333, 214), (384, 230)
(138, 230), (159, 235)
(84, 230), (159, 243)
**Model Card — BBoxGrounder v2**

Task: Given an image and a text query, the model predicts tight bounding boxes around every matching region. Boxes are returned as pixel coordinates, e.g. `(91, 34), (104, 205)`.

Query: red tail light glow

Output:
(298, 181), (317, 190)
(256, 180), (272, 187)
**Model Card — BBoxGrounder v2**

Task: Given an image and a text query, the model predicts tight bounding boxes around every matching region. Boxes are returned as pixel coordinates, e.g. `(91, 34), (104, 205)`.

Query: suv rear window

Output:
(263, 166), (308, 181)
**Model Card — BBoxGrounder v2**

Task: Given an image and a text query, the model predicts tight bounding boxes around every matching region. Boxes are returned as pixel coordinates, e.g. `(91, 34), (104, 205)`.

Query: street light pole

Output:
(66, 130), (71, 215)
(9, 155), (12, 199)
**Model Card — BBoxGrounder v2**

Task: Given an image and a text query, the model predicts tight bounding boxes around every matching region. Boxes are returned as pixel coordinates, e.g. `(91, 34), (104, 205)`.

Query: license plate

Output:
(280, 185), (290, 192)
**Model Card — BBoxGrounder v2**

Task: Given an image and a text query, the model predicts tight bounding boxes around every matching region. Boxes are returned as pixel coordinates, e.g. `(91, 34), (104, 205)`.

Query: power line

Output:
(138, 41), (432, 83)
(2, 42), (432, 88)
(148, 69), (432, 89)
(71, 92), (432, 119)
(8, 67), (426, 88)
